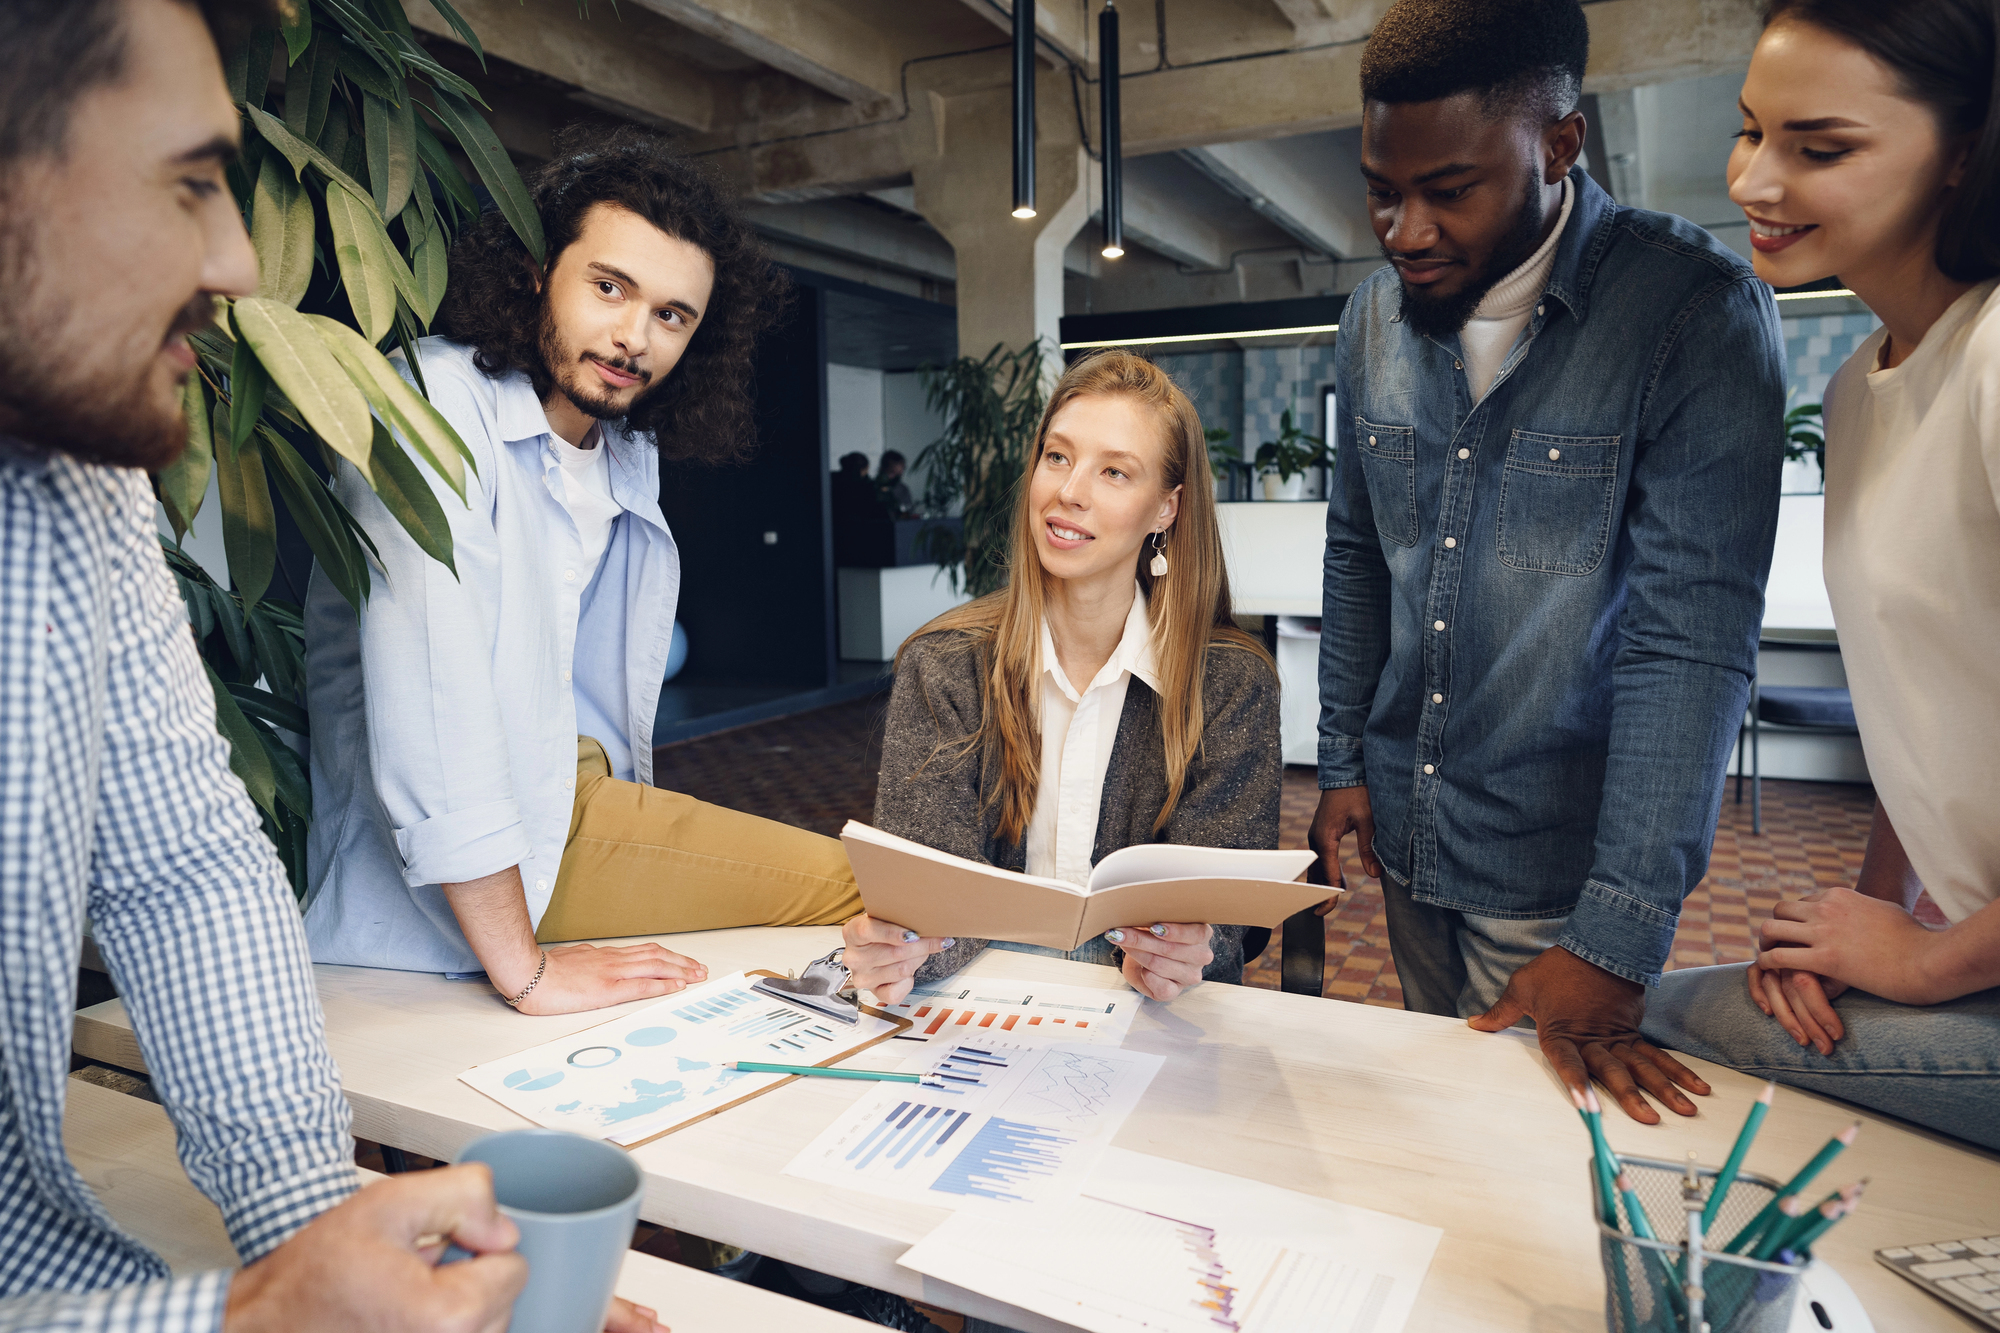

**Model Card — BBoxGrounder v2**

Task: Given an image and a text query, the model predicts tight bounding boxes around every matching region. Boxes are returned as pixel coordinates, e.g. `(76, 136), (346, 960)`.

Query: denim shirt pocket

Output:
(1354, 418), (1418, 548)
(1497, 429), (1621, 576)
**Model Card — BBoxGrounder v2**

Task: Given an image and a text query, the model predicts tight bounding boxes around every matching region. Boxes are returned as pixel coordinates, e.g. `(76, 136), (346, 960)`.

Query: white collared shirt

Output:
(1026, 587), (1162, 886)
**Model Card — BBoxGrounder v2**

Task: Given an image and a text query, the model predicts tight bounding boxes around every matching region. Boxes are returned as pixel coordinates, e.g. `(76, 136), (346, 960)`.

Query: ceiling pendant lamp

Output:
(1099, 1), (1123, 257)
(1012, 0), (1036, 218)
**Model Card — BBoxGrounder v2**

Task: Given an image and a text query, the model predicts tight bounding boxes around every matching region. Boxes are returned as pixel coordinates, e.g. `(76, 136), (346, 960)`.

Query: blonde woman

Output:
(842, 350), (1281, 1005)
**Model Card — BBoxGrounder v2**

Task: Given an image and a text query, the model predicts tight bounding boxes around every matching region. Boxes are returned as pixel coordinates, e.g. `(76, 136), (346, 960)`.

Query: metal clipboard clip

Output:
(751, 948), (860, 1025)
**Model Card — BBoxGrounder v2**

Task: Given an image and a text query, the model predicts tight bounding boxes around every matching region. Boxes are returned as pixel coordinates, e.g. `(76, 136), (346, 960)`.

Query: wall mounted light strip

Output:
(1773, 288), (1857, 302)
(1098, 2), (1123, 258)
(1011, 0), (1035, 218)
(1062, 322), (1341, 350)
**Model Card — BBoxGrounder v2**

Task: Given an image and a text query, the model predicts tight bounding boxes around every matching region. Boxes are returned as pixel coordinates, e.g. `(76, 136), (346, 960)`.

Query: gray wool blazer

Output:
(872, 627), (1282, 986)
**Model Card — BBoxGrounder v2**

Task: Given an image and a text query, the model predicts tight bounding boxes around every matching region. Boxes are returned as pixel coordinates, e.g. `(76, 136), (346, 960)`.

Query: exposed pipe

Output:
(1099, 2), (1123, 257)
(1012, 0), (1036, 218)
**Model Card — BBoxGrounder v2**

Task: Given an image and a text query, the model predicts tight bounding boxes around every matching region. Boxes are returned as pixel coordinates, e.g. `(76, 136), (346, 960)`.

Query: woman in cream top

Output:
(1643, 0), (2000, 1152)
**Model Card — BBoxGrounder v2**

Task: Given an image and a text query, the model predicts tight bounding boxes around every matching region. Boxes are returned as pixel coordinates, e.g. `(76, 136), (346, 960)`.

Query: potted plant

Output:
(1783, 401), (1826, 495)
(911, 343), (1047, 598)
(1253, 408), (1331, 501)
(1205, 425), (1252, 502)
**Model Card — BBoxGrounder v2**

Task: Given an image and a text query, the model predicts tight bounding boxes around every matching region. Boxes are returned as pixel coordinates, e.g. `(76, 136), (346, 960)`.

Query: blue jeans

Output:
(1382, 878), (1568, 1019)
(1644, 964), (2000, 1153)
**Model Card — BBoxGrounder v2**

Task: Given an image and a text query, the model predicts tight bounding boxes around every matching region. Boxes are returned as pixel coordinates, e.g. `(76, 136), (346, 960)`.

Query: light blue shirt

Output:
(302, 338), (680, 973)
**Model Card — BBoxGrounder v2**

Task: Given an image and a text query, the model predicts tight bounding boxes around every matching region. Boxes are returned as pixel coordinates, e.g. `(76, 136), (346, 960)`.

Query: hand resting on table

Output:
(841, 913), (1213, 1004)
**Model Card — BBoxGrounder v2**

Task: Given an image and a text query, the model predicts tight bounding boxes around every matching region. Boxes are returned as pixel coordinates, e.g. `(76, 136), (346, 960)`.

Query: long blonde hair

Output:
(900, 349), (1273, 844)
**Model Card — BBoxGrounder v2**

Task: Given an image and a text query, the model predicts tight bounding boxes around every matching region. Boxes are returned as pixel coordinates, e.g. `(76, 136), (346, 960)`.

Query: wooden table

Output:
(74, 924), (1996, 1331)
(61, 1075), (875, 1330)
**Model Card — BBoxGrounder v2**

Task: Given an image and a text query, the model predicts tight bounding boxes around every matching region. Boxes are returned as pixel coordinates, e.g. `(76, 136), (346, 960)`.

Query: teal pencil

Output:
(1724, 1120), (1859, 1254)
(1702, 1080), (1774, 1235)
(728, 1061), (924, 1082)
(1573, 1086), (1619, 1225)
(1615, 1171), (1685, 1307)
(1750, 1195), (1809, 1261)
(1786, 1184), (1864, 1259)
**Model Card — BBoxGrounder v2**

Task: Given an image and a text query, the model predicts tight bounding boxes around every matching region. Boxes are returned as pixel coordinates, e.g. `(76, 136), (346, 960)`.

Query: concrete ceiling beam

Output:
(1180, 136), (1370, 259)
(1582, 0), (1762, 93)
(743, 199), (957, 283)
(403, 0), (719, 131)
(1118, 173), (1230, 270)
(1265, 0), (1390, 45)
(621, 0), (902, 106)
(952, 0), (1092, 70)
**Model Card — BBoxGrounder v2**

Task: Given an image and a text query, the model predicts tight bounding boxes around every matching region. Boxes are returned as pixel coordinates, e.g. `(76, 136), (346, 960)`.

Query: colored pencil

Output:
(727, 1061), (924, 1082)
(1723, 1120), (1859, 1254)
(1750, 1195), (1808, 1261)
(1573, 1085), (1619, 1226)
(1616, 1170), (1685, 1306)
(1786, 1184), (1864, 1258)
(1702, 1080), (1774, 1235)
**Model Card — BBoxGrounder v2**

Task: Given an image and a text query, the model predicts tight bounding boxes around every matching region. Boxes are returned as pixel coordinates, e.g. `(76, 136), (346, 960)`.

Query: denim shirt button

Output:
(1432, 693), (1443, 703)
(1444, 537), (1457, 549)
(1423, 764), (1436, 775)
(1433, 619), (1446, 631)
(1536, 303), (1545, 316)
(1549, 448), (1561, 461)
(1368, 435), (1377, 446)
(1457, 448), (1470, 459)
(1454, 360), (1463, 370)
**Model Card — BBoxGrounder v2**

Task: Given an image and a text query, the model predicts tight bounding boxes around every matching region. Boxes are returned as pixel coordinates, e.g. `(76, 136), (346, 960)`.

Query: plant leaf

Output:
(402, 200), (448, 325)
(258, 424), (366, 609)
(214, 428), (276, 612)
(251, 153), (316, 306)
(367, 417), (457, 573)
(281, 0), (314, 64)
(207, 660), (279, 818)
(317, 0), (403, 77)
(161, 377), (214, 542)
(258, 720), (313, 816)
(363, 88), (416, 219)
(305, 313), (470, 496)
(410, 115), (477, 217)
(233, 296), (374, 481)
(227, 682), (312, 736)
(245, 102), (372, 203)
(424, 87), (543, 262)
(336, 38), (400, 101)
(228, 335), (269, 448)
(421, 0), (486, 68)
(322, 181), (399, 344)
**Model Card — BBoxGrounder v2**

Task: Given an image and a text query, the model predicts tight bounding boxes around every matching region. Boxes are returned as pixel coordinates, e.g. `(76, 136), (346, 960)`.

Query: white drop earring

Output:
(1148, 530), (1170, 578)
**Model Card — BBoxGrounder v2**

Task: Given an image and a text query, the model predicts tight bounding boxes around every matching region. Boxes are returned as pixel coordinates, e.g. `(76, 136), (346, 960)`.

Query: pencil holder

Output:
(1593, 1153), (1804, 1333)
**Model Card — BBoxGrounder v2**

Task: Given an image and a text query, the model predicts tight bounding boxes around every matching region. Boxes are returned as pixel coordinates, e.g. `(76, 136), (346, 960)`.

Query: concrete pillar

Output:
(911, 81), (1090, 364)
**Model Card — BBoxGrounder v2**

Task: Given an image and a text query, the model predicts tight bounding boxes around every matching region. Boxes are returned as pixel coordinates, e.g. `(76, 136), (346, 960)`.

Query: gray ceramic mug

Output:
(453, 1128), (644, 1333)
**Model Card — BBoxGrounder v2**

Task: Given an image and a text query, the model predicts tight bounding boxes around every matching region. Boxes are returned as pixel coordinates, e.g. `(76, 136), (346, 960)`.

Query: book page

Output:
(1087, 845), (1316, 892)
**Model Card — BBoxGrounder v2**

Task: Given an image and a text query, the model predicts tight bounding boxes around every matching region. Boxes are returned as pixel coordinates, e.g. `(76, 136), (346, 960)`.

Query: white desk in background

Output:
(74, 925), (1995, 1331)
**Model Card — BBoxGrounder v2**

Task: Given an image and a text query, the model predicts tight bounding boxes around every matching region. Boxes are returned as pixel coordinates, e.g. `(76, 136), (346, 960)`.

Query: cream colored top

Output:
(1025, 588), (1161, 886)
(1821, 277), (2000, 923)
(1460, 175), (1572, 400)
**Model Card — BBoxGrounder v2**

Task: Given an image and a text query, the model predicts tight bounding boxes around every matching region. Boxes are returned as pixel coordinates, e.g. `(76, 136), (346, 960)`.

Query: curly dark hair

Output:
(1360, 0), (1589, 122)
(437, 122), (788, 462)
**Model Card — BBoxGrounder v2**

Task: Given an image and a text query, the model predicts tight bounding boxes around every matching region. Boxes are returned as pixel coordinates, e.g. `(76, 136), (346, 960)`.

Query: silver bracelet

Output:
(502, 950), (548, 1008)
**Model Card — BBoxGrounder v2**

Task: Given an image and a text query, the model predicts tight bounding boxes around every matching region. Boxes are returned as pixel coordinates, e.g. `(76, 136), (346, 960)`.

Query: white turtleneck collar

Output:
(1460, 174), (1573, 400)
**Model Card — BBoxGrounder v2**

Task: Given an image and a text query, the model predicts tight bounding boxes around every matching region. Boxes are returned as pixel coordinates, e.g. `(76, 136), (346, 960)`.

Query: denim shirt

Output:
(302, 338), (680, 974)
(1317, 170), (1783, 987)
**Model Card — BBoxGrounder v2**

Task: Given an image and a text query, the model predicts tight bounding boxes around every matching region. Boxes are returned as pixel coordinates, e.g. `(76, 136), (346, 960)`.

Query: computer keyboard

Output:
(1876, 1235), (2000, 1328)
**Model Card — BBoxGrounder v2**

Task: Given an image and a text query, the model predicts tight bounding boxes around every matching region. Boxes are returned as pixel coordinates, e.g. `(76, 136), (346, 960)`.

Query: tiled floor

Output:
(653, 696), (1901, 1005)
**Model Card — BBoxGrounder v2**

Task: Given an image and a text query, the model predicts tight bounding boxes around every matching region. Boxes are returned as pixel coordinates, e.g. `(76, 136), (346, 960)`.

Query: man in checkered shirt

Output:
(0, 2), (658, 1330)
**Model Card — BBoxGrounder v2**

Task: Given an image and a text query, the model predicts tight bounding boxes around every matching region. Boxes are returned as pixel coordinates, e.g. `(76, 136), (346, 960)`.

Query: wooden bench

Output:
(62, 1077), (874, 1331)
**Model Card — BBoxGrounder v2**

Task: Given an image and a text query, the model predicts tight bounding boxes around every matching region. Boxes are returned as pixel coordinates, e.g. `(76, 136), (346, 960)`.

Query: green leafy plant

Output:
(912, 343), (1048, 599)
(1784, 401), (1825, 479)
(160, 0), (542, 895)
(1204, 425), (1236, 481)
(1252, 408), (1331, 483)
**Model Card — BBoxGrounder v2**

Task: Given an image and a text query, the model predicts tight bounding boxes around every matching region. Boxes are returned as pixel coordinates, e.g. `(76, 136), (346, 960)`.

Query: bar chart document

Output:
(877, 978), (1140, 1068)
(897, 1149), (1441, 1333)
(782, 1040), (1163, 1209)
(460, 971), (902, 1146)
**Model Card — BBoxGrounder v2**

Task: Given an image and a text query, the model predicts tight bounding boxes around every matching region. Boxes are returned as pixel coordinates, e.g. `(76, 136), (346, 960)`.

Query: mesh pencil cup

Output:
(1593, 1152), (1805, 1333)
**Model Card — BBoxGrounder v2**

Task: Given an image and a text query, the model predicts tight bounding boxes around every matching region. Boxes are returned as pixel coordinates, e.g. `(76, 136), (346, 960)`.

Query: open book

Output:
(840, 821), (1329, 953)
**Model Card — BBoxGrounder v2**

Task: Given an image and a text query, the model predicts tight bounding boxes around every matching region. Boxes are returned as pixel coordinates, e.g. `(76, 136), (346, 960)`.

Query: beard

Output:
(0, 217), (213, 471)
(535, 298), (661, 423)
(1392, 171), (1551, 341)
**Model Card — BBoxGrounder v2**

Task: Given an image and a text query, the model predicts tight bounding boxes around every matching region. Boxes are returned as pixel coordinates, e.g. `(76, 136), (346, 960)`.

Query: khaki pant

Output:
(534, 737), (862, 943)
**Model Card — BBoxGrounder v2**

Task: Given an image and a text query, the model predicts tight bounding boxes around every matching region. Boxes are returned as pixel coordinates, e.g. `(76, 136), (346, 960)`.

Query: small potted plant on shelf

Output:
(1783, 400), (1826, 495)
(1253, 409), (1332, 501)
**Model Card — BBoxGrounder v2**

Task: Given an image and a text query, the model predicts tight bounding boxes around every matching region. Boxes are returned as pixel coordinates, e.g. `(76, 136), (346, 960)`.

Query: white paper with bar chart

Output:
(782, 1039), (1162, 1208)
(459, 971), (904, 1146)
(898, 1149), (1441, 1333)
(875, 978), (1140, 1069)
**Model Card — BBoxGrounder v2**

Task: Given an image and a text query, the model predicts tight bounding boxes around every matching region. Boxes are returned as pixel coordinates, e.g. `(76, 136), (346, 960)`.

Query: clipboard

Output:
(458, 969), (911, 1150)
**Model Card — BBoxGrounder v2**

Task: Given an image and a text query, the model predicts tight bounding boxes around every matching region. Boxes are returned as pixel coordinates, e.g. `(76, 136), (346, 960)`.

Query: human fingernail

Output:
(1104, 929), (1126, 944)
(940, 938), (956, 948)
(1149, 923), (1168, 938)
(901, 929), (919, 943)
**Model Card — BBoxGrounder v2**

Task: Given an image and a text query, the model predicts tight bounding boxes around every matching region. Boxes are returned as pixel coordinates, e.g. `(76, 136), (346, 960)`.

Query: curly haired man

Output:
(303, 125), (862, 1014)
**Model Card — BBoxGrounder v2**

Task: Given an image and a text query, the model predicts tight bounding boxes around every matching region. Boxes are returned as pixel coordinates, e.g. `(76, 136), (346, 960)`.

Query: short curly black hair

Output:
(1360, 0), (1589, 122)
(437, 122), (788, 463)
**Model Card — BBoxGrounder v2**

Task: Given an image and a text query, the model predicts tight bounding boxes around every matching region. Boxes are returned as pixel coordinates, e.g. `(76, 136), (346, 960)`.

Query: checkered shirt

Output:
(0, 447), (356, 1332)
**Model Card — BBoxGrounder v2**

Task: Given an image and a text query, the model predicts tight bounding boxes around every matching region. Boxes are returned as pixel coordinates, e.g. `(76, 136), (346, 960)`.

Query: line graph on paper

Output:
(1007, 1049), (1125, 1126)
